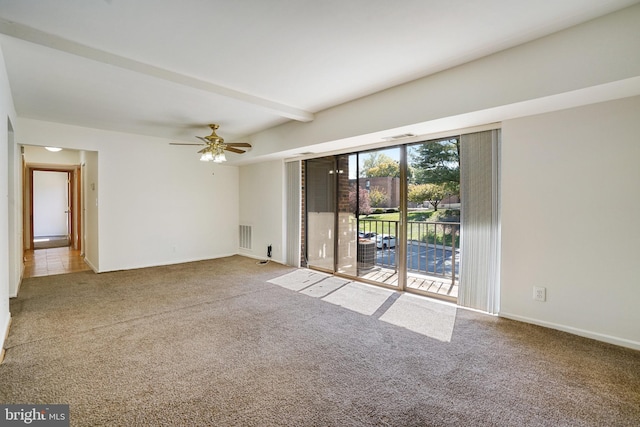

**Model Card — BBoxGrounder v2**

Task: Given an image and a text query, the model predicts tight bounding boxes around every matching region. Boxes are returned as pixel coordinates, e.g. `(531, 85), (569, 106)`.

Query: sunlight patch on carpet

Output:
(268, 269), (457, 341)
(300, 277), (350, 298)
(322, 281), (394, 316)
(267, 269), (330, 291)
(379, 293), (456, 342)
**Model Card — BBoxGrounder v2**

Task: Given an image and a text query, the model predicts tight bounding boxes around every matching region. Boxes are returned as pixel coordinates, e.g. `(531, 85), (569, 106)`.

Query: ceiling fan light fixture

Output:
(171, 124), (250, 163)
(200, 151), (214, 162)
(213, 151), (226, 163)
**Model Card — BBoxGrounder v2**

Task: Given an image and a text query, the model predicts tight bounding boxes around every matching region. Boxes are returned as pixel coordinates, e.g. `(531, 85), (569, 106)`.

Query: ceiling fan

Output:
(170, 124), (251, 163)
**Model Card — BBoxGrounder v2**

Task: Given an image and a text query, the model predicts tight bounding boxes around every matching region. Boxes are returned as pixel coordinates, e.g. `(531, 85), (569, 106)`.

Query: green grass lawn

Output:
(362, 209), (458, 222)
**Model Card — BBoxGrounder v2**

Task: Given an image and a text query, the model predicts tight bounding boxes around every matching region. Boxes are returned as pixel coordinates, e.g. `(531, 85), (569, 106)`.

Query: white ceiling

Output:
(1, 0), (638, 143)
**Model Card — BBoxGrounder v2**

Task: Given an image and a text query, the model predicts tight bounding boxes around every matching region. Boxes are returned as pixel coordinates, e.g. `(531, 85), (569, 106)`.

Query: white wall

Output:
(17, 119), (239, 272)
(7, 119), (21, 298)
(24, 145), (81, 164)
(0, 45), (18, 352)
(238, 160), (284, 262)
(81, 150), (99, 270)
(500, 96), (640, 349)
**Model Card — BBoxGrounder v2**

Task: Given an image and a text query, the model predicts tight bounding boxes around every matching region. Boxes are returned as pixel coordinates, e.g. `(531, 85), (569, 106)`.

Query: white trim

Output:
(14, 262), (24, 298)
(83, 256), (98, 273)
(12, 261), (24, 298)
(0, 315), (11, 362)
(499, 312), (640, 351)
(238, 251), (280, 264)
(91, 252), (243, 274)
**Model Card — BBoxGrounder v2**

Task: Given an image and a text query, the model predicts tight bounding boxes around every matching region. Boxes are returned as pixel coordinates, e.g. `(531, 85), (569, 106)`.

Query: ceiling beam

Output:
(0, 18), (315, 123)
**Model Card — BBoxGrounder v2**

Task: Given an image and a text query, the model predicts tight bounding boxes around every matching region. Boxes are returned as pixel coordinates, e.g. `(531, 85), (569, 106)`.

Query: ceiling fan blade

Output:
(195, 136), (211, 144)
(170, 142), (205, 146)
(225, 143), (252, 148)
(197, 147), (209, 154)
(224, 147), (246, 154)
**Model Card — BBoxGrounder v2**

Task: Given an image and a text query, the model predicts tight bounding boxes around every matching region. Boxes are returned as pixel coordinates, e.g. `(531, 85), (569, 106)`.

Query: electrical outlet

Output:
(533, 286), (546, 302)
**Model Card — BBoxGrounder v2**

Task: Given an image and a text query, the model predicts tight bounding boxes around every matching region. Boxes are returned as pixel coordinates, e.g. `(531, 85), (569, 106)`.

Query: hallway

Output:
(23, 246), (91, 278)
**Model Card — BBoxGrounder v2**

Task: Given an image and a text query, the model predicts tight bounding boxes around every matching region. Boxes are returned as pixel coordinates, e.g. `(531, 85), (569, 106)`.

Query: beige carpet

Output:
(2, 255), (639, 426)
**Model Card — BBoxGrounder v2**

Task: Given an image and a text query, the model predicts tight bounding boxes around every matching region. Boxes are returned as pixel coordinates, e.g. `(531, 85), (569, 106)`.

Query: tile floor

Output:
(23, 246), (91, 278)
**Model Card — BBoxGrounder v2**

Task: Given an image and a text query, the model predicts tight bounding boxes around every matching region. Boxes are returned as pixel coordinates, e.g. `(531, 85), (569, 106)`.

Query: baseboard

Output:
(84, 257), (98, 273)
(12, 262), (25, 297)
(499, 312), (640, 351)
(238, 251), (280, 264)
(91, 253), (251, 274)
(1, 316), (12, 364)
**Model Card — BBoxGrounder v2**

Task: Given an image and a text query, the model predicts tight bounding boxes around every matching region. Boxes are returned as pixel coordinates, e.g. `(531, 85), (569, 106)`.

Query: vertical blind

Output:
(285, 161), (301, 267)
(459, 130), (501, 314)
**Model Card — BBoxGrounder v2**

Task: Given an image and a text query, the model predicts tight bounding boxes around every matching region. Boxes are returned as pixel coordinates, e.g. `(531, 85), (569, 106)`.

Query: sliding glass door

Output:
(351, 147), (402, 288)
(305, 145), (454, 296)
(303, 129), (499, 307)
(405, 138), (461, 299)
(335, 154), (358, 276)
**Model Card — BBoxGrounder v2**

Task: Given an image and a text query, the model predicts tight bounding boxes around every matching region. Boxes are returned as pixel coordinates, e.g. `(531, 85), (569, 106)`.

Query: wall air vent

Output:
(239, 225), (252, 250)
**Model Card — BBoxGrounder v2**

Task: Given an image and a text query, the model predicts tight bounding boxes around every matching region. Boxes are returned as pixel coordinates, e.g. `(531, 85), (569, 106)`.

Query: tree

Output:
(411, 138), (460, 186)
(368, 187), (388, 208)
(408, 183), (448, 211)
(349, 186), (371, 216)
(365, 160), (400, 178)
(361, 153), (400, 178)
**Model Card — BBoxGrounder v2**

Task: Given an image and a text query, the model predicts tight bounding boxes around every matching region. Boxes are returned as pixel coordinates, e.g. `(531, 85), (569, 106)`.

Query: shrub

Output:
(431, 209), (460, 222)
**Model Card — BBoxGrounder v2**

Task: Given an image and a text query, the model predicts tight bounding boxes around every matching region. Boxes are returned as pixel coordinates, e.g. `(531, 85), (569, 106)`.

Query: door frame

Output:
(25, 164), (82, 252)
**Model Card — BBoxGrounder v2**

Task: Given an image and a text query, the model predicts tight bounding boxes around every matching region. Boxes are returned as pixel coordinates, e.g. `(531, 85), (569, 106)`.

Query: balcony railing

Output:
(359, 219), (460, 286)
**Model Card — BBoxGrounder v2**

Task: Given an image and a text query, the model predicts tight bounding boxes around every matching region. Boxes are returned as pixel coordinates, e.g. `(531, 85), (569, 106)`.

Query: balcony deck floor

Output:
(359, 267), (458, 300)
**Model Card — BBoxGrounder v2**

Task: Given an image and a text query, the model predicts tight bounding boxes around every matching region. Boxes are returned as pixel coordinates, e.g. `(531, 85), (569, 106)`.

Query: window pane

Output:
(306, 157), (336, 271)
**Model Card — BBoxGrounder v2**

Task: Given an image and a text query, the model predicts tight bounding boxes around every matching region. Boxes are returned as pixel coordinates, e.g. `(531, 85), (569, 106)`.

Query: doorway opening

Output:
(32, 170), (71, 249)
(27, 167), (81, 252)
(23, 164), (86, 277)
